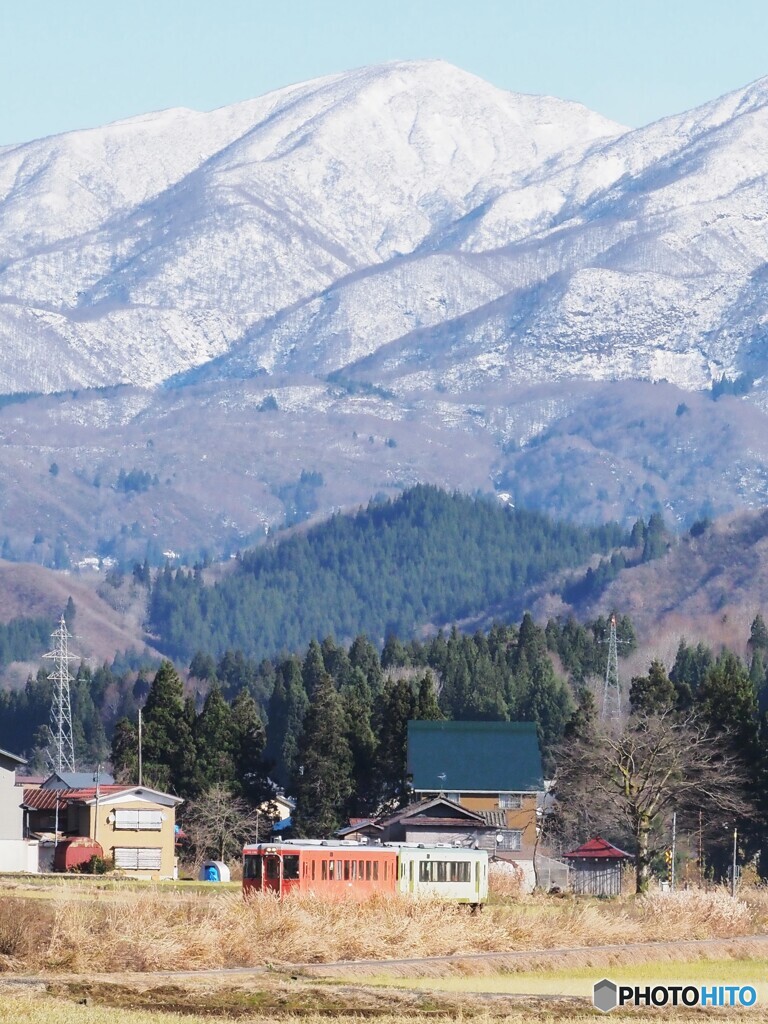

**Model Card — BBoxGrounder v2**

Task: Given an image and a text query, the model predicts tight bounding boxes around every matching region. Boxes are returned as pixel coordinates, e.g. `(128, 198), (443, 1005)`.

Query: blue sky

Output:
(1, 1), (767, 146)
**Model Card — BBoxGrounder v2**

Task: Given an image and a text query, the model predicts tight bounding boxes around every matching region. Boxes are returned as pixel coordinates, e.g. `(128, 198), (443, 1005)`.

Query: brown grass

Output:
(0, 881), (766, 975)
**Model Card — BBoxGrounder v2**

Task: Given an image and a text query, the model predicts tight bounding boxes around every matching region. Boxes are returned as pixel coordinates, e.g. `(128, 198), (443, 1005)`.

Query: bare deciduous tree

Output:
(183, 783), (267, 868)
(554, 709), (752, 893)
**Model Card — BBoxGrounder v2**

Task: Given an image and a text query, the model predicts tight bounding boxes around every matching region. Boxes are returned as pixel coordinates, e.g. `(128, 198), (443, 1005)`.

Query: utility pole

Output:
(138, 708), (143, 786)
(671, 812), (677, 890)
(93, 763), (102, 850)
(731, 827), (738, 897)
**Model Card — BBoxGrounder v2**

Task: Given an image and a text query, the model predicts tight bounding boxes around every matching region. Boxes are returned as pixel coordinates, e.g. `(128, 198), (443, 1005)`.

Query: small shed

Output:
(53, 837), (104, 872)
(563, 836), (632, 896)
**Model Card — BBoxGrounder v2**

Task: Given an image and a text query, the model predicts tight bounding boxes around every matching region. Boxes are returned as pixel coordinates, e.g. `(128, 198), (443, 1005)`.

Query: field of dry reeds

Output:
(0, 881), (766, 975)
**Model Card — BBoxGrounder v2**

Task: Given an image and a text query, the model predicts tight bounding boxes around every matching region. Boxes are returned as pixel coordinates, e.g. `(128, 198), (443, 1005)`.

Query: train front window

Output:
(283, 855), (300, 880)
(243, 855), (262, 880)
(265, 856), (280, 880)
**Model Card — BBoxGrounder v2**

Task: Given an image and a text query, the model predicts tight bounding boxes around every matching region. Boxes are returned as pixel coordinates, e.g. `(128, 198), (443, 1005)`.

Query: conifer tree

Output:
(629, 660), (677, 714)
(230, 688), (271, 806)
(414, 672), (443, 721)
(140, 660), (195, 794)
(292, 672), (353, 836)
(193, 685), (236, 793)
(373, 678), (416, 809)
(340, 668), (378, 816)
(265, 657), (308, 788)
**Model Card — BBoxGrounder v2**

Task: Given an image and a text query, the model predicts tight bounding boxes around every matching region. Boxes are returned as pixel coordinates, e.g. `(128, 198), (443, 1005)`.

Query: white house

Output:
(0, 747), (38, 872)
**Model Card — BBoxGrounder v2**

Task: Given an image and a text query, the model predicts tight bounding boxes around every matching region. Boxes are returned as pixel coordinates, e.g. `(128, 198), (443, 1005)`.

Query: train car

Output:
(242, 839), (488, 905)
(242, 840), (398, 898)
(392, 844), (488, 905)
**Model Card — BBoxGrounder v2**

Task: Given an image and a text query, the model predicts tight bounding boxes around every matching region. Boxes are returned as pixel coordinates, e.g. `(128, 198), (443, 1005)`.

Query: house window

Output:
(114, 847), (162, 870)
(445, 792), (460, 803)
(498, 794), (522, 810)
(497, 830), (523, 851)
(113, 809), (163, 830)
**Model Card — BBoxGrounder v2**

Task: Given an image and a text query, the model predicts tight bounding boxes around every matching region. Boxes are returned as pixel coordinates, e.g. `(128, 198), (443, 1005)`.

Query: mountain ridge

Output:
(2, 62), (768, 562)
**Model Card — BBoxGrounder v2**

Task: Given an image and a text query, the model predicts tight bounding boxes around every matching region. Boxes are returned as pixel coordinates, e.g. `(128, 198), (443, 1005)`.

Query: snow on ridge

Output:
(0, 61), (767, 396)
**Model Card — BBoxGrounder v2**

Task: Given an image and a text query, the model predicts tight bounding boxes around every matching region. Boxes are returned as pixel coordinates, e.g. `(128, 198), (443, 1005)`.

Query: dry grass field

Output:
(0, 879), (765, 972)
(1, 879), (767, 1021)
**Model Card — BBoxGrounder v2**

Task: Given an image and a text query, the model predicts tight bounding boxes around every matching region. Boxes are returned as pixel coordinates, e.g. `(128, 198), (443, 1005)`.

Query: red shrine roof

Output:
(563, 836), (632, 860)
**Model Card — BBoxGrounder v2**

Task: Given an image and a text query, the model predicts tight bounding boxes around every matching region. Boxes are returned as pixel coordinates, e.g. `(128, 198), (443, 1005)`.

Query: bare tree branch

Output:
(553, 709), (753, 893)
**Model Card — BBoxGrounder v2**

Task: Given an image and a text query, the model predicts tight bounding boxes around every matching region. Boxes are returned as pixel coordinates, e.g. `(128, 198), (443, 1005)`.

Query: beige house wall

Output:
(72, 798), (178, 879)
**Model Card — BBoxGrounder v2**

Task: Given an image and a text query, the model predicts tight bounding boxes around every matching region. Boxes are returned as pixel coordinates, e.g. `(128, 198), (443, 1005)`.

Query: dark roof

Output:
(337, 820), (383, 836)
(408, 721), (543, 793)
(379, 796), (485, 828)
(42, 771), (115, 789)
(563, 836), (633, 860)
(0, 747), (27, 767)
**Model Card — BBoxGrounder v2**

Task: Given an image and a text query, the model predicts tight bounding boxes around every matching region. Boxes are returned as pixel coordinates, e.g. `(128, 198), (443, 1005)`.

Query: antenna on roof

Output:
(42, 615), (78, 773)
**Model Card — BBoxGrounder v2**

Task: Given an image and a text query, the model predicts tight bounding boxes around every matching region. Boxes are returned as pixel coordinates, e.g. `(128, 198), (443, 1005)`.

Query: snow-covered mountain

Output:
(3, 59), (768, 400)
(0, 60), (625, 392)
(3, 61), (768, 563)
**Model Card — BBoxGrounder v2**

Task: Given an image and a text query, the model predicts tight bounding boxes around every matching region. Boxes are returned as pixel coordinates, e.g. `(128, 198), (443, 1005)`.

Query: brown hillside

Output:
(0, 562), (158, 681)
(563, 509), (768, 669)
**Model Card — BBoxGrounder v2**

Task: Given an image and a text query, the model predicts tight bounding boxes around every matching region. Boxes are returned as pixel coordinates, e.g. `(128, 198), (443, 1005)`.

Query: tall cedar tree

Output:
(139, 660), (196, 795)
(264, 657), (308, 789)
(629, 660), (677, 714)
(373, 678), (417, 810)
(193, 685), (236, 794)
(291, 671), (353, 836)
(230, 689), (272, 806)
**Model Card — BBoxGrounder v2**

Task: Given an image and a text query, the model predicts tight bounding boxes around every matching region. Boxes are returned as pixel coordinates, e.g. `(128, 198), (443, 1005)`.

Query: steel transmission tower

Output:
(43, 615), (77, 773)
(601, 614), (622, 721)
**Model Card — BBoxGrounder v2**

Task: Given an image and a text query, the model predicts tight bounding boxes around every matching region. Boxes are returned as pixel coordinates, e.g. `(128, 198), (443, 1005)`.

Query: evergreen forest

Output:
(146, 485), (628, 663)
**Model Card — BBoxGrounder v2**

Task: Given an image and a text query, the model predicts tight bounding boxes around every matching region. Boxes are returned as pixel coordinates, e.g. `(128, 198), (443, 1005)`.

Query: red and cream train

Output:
(242, 839), (489, 904)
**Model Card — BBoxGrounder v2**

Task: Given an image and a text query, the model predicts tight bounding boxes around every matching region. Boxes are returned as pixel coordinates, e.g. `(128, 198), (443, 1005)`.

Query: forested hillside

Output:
(147, 485), (627, 662)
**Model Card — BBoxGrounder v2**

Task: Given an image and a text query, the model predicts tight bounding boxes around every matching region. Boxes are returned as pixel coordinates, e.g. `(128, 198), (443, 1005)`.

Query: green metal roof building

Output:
(407, 720), (544, 794)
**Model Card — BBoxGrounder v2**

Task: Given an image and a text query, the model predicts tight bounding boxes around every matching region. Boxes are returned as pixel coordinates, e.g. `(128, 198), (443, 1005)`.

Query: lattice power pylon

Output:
(601, 614), (622, 721)
(43, 615), (77, 773)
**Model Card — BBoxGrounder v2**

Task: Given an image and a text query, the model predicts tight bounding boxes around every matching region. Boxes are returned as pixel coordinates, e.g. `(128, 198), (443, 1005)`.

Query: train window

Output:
(419, 862), (430, 882)
(265, 857), (280, 880)
(344, 860), (351, 880)
(336, 859), (343, 879)
(365, 861), (371, 880)
(323, 861), (329, 880)
(374, 861), (379, 881)
(312, 861), (316, 881)
(453, 862), (470, 883)
(359, 859), (364, 877)
(243, 855), (262, 880)
(284, 855), (299, 880)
